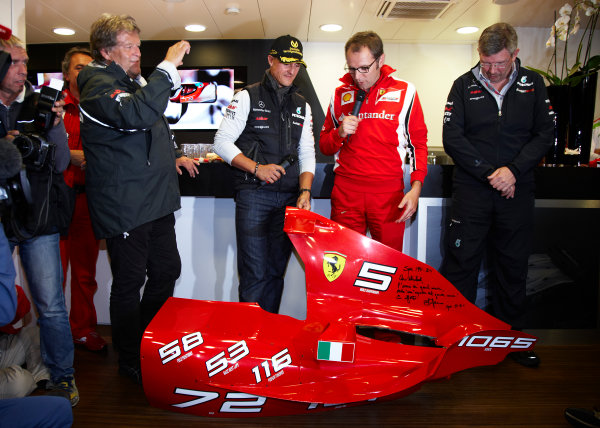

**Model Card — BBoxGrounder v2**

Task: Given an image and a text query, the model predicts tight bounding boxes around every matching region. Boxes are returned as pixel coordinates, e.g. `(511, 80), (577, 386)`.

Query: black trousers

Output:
(106, 213), (181, 368)
(440, 182), (535, 329)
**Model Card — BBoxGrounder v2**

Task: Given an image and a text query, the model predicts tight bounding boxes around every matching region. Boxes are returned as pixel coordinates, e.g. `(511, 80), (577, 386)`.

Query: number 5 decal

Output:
(354, 262), (397, 291)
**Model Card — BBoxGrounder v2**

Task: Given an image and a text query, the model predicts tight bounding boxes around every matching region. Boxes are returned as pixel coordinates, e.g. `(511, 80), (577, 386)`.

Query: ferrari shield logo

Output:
(323, 252), (346, 282)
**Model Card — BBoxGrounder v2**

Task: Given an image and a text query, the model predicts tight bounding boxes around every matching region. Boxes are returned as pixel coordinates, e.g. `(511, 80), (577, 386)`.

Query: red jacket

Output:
(320, 65), (428, 192)
(62, 88), (85, 188)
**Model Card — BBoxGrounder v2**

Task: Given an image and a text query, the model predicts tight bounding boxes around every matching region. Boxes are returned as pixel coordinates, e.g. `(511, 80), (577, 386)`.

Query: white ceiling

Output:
(24, 0), (571, 45)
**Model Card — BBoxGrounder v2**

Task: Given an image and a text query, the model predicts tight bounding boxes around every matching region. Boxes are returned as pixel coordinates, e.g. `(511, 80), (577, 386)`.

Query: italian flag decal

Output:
(317, 341), (355, 363)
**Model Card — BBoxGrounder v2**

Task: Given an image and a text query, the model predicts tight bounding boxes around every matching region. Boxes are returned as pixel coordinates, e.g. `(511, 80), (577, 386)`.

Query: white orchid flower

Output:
(559, 3), (573, 16)
(579, 1), (598, 16)
(546, 25), (556, 47)
(555, 15), (571, 40)
(555, 15), (570, 29)
(571, 9), (581, 34)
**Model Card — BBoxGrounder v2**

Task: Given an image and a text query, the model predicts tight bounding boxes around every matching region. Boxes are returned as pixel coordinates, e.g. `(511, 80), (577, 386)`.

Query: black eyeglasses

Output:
(480, 58), (512, 70)
(344, 57), (379, 74)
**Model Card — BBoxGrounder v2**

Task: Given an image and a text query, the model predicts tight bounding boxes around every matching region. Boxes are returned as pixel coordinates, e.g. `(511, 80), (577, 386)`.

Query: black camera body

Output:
(0, 51), (10, 83)
(34, 84), (62, 130)
(0, 139), (32, 219)
(0, 169), (32, 218)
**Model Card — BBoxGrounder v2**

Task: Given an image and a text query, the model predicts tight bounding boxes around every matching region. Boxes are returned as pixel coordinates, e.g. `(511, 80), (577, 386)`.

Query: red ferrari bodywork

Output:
(141, 207), (536, 417)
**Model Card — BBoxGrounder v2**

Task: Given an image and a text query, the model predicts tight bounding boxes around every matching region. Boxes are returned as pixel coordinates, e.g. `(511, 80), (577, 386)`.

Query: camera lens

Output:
(13, 135), (35, 159)
(13, 134), (43, 161)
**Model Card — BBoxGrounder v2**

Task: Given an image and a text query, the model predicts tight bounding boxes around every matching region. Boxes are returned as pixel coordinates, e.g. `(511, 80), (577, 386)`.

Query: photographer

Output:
(0, 35), (78, 406)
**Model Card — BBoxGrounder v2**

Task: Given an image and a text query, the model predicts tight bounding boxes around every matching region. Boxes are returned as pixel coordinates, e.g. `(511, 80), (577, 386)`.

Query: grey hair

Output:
(478, 23), (518, 56)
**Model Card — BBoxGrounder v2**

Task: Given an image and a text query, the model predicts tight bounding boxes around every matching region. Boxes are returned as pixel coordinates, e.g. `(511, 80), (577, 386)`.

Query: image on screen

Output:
(165, 68), (235, 130)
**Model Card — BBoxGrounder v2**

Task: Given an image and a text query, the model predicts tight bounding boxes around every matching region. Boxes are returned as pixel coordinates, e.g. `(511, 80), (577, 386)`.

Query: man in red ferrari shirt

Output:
(320, 31), (428, 252)
(59, 46), (106, 352)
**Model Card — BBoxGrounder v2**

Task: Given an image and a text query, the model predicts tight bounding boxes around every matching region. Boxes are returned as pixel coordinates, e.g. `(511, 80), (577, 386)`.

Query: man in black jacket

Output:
(213, 35), (316, 314)
(440, 23), (553, 367)
(0, 35), (78, 405)
(78, 14), (195, 383)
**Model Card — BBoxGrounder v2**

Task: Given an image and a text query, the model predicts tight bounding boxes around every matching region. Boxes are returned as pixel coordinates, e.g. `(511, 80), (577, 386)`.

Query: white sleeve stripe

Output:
(212, 89), (250, 164)
(156, 61), (181, 89)
(298, 102), (316, 175)
(79, 106), (148, 134)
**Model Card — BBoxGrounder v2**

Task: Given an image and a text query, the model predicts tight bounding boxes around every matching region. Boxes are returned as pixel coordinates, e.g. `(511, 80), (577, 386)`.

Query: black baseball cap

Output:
(269, 35), (307, 68)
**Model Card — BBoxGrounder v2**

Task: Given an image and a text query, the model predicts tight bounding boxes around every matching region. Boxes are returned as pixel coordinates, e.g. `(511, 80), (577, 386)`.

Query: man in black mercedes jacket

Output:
(78, 13), (196, 384)
(213, 35), (316, 314)
(440, 23), (553, 368)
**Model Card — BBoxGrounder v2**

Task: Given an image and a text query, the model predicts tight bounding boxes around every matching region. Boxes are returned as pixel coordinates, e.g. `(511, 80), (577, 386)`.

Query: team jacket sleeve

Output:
(442, 78), (496, 182)
(505, 74), (553, 180)
(79, 66), (174, 132)
(213, 89), (250, 164)
(406, 90), (428, 185)
(298, 102), (316, 175)
(319, 93), (345, 156)
(46, 120), (70, 173)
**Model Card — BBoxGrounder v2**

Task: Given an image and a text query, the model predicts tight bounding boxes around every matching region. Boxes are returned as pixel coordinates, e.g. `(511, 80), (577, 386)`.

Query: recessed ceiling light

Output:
(185, 24), (206, 32)
(320, 24), (342, 32)
(225, 7), (240, 15)
(53, 27), (75, 36)
(456, 26), (479, 34)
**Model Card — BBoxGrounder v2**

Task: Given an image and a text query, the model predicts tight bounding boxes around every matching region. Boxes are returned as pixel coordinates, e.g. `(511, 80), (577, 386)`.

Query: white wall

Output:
(0, 0), (26, 40)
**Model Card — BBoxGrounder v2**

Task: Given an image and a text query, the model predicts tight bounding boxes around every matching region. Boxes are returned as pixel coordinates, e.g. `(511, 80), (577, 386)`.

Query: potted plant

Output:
(529, 1), (600, 86)
(528, 1), (600, 165)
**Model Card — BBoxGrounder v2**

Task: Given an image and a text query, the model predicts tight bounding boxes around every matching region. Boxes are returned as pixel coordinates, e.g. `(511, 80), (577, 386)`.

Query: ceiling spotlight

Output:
(185, 24), (206, 32)
(456, 26), (479, 34)
(320, 24), (342, 32)
(53, 27), (75, 36)
(225, 7), (240, 15)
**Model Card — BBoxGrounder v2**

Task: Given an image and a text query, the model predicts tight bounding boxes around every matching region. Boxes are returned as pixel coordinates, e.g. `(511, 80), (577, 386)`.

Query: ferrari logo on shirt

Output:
(323, 252), (346, 282)
(376, 89), (403, 104)
(341, 91), (354, 105)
